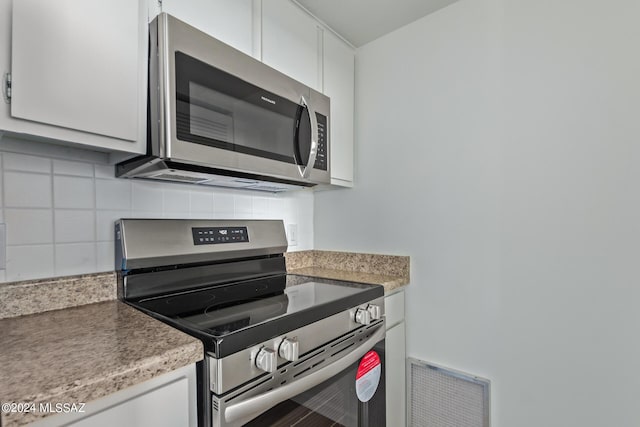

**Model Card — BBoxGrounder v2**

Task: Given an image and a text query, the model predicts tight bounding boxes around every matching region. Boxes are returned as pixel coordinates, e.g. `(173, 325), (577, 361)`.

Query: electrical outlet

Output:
(0, 223), (5, 270)
(287, 224), (298, 247)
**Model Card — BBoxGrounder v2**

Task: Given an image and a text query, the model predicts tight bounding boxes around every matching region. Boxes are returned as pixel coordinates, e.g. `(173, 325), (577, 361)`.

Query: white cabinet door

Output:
(160, 0), (254, 56)
(323, 30), (354, 186)
(385, 289), (406, 329)
(31, 364), (197, 427)
(5, 0), (147, 154)
(386, 321), (406, 427)
(385, 289), (406, 425)
(262, 0), (321, 91)
(69, 377), (189, 427)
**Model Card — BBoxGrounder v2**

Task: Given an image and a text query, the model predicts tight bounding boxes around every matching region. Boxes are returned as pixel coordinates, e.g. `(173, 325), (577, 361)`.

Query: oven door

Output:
(214, 325), (385, 427)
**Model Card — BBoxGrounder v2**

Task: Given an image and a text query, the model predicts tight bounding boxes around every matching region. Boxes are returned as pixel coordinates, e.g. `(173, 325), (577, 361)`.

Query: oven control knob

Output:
(367, 304), (382, 321)
(278, 337), (299, 362)
(255, 348), (277, 373)
(355, 307), (371, 325)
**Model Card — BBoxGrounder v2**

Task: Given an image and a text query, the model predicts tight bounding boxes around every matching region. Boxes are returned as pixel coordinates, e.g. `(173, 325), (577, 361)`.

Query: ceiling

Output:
(295, 0), (461, 47)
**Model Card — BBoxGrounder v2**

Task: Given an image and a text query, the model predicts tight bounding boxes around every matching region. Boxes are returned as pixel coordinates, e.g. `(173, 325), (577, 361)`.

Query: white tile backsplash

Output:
(53, 159), (94, 177)
(163, 210), (191, 219)
(3, 153), (51, 173)
(4, 172), (52, 208)
(1, 147), (314, 281)
(96, 241), (115, 272)
(131, 210), (160, 219)
(96, 210), (130, 242)
(189, 190), (214, 213)
(163, 187), (190, 213)
(53, 176), (94, 209)
(132, 182), (163, 212)
(94, 164), (115, 179)
(55, 243), (96, 276)
(54, 210), (95, 243)
(189, 212), (214, 219)
(5, 209), (53, 245)
(96, 179), (131, 210)
(252, 197), (270, 218)
(234, 194), (252, 216)
(6, 244), (55, 281)
(282, 196), (298, 226)
(213, 192), (235, 218)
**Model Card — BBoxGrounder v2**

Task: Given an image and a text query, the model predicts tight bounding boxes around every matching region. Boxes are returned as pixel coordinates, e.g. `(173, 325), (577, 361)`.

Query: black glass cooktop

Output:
(129, 274), (383, 358)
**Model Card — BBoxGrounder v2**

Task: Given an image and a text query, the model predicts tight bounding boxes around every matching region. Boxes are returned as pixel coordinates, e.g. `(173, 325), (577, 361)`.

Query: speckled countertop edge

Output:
(0, 250), (407, 425)
(0, 300), (203, 427)
(285, 250), (410, 293)
(0, 272), (117, 319)
(0, 250), (409, 319)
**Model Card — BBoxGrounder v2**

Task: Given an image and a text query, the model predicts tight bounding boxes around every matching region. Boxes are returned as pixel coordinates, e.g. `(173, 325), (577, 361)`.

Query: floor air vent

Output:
(408, 358), (490, 427)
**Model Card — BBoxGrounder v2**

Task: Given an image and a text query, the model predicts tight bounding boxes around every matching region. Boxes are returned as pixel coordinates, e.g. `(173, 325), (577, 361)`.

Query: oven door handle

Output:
(224, 324), (385, 425)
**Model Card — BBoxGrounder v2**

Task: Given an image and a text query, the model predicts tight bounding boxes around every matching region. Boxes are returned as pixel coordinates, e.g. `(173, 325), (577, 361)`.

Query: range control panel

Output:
(192, 226), (249, 245)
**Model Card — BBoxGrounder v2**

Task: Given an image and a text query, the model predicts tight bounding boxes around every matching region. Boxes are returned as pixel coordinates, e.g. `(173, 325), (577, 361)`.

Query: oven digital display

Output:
(192, 227), (249, 245)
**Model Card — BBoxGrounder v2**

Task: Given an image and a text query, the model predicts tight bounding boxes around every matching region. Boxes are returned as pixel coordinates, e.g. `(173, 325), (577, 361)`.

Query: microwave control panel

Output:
(314, 114), (328, 171)
(192, 227), (249, 245)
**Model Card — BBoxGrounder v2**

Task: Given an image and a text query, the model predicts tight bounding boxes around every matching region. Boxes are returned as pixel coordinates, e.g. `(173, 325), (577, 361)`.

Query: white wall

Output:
(0, 136), (314, 282)
(315, 0), (640, 425)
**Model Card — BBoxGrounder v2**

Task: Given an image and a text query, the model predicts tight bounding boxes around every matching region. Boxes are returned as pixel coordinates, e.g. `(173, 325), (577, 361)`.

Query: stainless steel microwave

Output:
(117, 13), (330, 192)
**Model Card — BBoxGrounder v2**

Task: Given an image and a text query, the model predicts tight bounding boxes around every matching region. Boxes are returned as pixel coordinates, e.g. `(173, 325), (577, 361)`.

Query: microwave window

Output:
(188, 82), (294, 158)
(175, 52), (310, 165)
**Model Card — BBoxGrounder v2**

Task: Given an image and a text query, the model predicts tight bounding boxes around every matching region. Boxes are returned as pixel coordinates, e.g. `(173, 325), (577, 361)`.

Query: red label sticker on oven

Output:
(355, 350), (381, 402)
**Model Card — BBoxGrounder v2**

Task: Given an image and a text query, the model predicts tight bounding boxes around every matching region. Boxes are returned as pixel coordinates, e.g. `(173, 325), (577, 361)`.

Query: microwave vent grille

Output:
(151, 173), (208, 183)
(247, 184), (289, 192)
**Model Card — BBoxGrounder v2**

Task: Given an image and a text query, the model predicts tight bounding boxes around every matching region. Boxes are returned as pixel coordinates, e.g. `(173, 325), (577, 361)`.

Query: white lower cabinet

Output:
(385, 289), (406, 426)
(31, 364), (197, 427)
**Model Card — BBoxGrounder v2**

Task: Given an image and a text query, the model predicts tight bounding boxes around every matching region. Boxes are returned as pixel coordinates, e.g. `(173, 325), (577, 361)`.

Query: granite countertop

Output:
(285, 250), (410, 293)
(0, 300), (203, 427)
(0, 250), (408, 426)
(288, 266), (408, 291)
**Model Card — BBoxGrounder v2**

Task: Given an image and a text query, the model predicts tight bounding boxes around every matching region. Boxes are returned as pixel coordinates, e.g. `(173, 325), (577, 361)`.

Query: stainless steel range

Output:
(115, 219), (386, 427)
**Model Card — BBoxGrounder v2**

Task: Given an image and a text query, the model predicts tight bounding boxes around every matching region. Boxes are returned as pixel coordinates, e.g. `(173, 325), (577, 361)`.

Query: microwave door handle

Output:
(223, 324), (385, 425)
(298, 95), (318, 179)
(293, 103), (304, 167)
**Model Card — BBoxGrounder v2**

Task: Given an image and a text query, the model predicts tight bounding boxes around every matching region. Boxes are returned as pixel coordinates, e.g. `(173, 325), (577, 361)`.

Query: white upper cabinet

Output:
(0, 0), (354, 183)
(0, 0), (147, 156)
(262, 1), (353, 186)
(323, 30), (355, 186)
(261, 0), (321, 91)
(159, 0), (254, 57)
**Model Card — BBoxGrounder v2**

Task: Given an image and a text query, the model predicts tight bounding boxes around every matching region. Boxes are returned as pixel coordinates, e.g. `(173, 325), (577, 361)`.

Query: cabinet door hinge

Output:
(3, 73), (11, 103)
